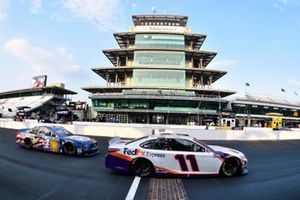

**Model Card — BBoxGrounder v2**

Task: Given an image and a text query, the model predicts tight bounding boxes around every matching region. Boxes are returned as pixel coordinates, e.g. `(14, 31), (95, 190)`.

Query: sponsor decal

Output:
(123, 148), (165, 158)
(123, 148), (137, 155)
(50, 139), (60, 152)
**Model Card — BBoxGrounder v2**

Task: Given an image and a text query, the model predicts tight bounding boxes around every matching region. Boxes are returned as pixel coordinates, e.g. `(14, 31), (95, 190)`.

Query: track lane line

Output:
(125, 176), (141, 200)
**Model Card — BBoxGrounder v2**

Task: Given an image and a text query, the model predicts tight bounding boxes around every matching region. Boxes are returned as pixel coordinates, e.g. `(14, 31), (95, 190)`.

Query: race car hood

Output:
(208, 145), (246, 159)
(65, 135), (96, 144)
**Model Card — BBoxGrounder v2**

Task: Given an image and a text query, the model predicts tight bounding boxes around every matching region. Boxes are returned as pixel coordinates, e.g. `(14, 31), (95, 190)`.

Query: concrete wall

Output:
(1, 118), (300, 141)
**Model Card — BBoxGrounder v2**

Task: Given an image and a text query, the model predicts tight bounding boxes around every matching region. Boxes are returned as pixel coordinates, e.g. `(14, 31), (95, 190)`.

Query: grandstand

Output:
(231, 94), (300, 128)
(0, 86), (77, 119)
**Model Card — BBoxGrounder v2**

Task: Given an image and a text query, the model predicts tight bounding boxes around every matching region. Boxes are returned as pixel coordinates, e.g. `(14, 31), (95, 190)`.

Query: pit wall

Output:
(1, 118), (300, 140)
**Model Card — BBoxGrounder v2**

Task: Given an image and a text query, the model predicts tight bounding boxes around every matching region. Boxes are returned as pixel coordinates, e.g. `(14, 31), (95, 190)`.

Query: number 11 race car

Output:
(16, 126), (99, 156)
(105, 133), (248, 177)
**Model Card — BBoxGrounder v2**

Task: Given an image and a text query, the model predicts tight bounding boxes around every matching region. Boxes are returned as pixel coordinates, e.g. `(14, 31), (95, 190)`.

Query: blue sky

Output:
(0, 0), (300, 102)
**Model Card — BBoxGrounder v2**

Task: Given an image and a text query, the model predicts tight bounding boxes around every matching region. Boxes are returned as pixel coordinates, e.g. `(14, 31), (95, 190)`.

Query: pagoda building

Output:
(83, 15), (235, 125)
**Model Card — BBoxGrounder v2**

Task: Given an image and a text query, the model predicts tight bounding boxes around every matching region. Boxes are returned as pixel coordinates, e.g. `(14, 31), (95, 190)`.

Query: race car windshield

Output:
(52, 127), (73, 136)
(126, 136), (148, 145)
(193, 138), (215, 152)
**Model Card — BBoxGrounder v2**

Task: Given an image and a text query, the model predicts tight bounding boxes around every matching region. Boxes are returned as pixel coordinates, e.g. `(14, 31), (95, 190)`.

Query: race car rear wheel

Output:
(131, 158), (154, 177)
(221, 157), (241, 177)
(24, 138), (32, 149)
(63, 142), (76, 156)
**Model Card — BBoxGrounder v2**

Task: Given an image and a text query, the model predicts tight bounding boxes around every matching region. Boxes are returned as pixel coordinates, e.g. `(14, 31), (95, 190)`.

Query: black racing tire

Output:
(24, 138), (32, 149)
(220, 157), (241, 177)
(130, 158), (154, 177)
(63, 142), (76, 156)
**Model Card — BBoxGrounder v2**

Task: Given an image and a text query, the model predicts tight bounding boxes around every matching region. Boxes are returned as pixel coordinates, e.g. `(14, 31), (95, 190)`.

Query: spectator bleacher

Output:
(0, 95), (54, 118)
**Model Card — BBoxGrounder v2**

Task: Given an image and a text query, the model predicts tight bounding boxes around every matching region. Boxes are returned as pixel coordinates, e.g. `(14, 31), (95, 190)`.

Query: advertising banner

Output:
(32, 75), (47, 88)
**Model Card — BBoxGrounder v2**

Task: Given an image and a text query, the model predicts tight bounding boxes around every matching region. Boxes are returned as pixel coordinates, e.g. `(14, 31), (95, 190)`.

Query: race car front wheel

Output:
(131, 158), (154, 177)
(24, 138), (32, 149)
(63, 142), (76, 156)
(221, 157), (241, 177)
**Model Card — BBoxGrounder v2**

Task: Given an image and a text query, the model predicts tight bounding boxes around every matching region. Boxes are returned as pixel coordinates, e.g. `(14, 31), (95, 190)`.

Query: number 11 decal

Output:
(175, 154), (199, 172)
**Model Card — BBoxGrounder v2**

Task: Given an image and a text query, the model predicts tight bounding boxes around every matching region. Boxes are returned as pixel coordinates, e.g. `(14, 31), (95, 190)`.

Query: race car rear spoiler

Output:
(108, 137), (122, 146)
(108, 137), (132, 146)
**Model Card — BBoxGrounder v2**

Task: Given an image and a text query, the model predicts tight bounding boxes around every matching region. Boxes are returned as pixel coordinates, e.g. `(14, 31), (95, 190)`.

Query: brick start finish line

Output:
(147, 178), (189, 200)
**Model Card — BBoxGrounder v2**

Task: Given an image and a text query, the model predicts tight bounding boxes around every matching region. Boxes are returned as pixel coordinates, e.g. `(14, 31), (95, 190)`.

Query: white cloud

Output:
(131, 3), (137, 8)
(279, 0), (300, 4)
(0, 0), (9, 19)
(30, 0), (42, 14)
(58, 0), (126, 31)
(274, 0), (300, 9)
(287, 79), (300, 86)
(3, 38), (81, 81)
(208, 59), (239, 70)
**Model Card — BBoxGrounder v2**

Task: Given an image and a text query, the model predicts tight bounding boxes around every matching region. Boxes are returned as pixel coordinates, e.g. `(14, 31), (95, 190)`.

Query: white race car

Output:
(105, 133), (248, 177)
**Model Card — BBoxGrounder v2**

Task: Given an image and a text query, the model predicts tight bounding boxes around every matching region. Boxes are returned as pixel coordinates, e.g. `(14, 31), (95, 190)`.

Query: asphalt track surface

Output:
(1, 127), (300, 200)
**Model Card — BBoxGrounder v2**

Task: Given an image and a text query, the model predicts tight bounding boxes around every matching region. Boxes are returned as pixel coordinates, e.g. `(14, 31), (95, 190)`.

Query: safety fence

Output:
(1, 118), (300, 140)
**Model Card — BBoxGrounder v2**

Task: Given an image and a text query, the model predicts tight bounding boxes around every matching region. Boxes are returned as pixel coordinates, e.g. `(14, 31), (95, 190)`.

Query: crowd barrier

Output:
(1, 118), (300, 140)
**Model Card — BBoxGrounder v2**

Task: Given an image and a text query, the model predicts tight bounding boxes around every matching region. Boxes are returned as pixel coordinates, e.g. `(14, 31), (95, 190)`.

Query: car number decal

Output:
(174, 154), (199, 172)
(43, 138), (50, 149)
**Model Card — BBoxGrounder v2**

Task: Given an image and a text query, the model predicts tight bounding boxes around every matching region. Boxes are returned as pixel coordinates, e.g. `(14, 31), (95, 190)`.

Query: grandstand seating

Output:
(0, 95), (54, 118)
(240, 94), (300, 107)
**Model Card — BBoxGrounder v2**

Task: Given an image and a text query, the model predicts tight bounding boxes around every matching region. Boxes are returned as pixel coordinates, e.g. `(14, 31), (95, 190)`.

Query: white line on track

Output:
(125, 176), (141, 200)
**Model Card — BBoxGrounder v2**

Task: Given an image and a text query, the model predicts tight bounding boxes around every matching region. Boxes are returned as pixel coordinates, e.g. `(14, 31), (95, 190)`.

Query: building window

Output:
(135, 34), (185, 49)
(132, 69), (186, 87)
(133, 51), (185, 68)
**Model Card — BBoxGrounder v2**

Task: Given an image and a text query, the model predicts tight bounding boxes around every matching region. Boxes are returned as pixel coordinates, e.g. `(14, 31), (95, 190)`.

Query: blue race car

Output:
(16, 126), (99, 156)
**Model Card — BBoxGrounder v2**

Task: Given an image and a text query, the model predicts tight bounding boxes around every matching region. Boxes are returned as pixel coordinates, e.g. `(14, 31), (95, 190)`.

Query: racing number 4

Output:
(175, 154), (199, 172)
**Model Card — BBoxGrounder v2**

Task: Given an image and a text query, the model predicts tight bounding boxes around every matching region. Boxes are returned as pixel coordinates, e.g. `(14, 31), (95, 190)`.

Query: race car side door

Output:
(169, 138), (222, 175)
(138, 138), (184, 174)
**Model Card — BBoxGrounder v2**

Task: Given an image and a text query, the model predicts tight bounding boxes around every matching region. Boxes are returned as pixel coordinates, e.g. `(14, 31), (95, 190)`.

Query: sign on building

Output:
(135, 26), (185, 33)
(32, 75), (47, 88)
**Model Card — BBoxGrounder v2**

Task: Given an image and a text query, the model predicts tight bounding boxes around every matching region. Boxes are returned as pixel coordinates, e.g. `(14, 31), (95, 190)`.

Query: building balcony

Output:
(106, 82), (126, 87)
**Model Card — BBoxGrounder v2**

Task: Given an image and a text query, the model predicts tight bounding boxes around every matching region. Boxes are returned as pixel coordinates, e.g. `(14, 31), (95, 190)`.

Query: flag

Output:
(152, 6), (156, 14)
(281, 88), (285, 92)
(245, 82), (250, 87)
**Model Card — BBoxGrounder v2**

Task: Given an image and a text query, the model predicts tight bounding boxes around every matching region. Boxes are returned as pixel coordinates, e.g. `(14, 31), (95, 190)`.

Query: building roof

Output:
(92, 66), (226, 83)
(0, 86), (77, 98)
(102, 48), (217, 68)
(233, 94), (300, 110)
(113, 32), (207, 49)
(132, 15), (188, 27)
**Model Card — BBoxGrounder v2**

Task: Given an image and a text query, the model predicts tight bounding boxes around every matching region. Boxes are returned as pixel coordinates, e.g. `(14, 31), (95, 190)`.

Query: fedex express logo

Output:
(123, 148), (165, 158)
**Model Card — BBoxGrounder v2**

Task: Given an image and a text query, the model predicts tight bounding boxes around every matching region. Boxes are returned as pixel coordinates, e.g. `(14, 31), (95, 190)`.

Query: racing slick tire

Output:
(24, 138), (32, 149)
(220, 157), (241, 177)
(63, 142), (76, 156)
(130, 158), (154, 177)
